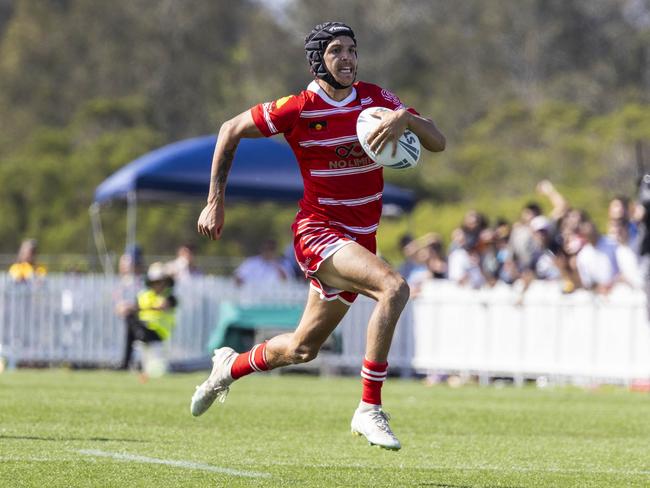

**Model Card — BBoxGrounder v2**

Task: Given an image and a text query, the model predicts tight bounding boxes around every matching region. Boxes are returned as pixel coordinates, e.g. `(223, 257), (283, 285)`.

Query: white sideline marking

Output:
(77, 449), (271, 478)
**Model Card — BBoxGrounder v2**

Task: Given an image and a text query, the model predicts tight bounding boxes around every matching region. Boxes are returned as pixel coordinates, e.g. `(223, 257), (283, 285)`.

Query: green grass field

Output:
(1, 370), (649, 487)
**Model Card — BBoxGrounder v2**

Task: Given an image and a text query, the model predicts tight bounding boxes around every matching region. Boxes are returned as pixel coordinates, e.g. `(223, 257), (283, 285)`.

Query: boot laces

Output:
(214, 386), (229, 403)
(369, 409), (394, 435)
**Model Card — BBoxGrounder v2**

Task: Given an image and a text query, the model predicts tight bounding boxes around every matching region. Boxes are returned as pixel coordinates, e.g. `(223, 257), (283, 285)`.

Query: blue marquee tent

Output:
(91, 135), (416, 271)
(94, 135), (416, 209)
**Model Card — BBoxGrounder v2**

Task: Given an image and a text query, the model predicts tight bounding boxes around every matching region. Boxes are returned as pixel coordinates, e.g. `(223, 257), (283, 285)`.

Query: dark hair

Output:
(524, 202), (542, 216)
(399, 233), (413, 248)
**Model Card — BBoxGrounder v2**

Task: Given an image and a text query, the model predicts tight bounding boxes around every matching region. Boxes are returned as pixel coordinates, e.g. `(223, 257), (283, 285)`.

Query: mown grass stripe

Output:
(263, 461), (650, 476)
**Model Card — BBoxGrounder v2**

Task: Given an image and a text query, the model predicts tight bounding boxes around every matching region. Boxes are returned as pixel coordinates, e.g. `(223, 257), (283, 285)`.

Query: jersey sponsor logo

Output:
(380, 89), (401, 106)
(328, 157), (373, 169)
(329, 142), (371, 168)
(334, 142), (365, 159)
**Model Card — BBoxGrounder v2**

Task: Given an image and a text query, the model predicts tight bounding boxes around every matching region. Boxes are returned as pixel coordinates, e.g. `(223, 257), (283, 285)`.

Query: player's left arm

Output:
(367, 108), (446, 156)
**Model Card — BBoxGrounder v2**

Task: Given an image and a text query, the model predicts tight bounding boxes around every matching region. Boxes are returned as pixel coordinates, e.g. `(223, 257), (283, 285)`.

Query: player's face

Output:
(323, 36), (357, 86)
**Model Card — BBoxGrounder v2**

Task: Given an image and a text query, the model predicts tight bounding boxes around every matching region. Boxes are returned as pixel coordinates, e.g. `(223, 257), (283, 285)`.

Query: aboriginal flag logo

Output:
(308, 120), (328, 132)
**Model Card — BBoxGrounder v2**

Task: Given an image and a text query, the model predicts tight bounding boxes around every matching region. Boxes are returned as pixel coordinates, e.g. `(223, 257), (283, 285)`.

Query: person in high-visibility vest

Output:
(122, 262), (177, 372)
(8, 239), (47, 282)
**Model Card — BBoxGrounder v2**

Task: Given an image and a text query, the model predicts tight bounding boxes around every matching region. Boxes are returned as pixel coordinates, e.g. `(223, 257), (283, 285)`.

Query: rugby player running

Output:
(191, 22), (445, 450)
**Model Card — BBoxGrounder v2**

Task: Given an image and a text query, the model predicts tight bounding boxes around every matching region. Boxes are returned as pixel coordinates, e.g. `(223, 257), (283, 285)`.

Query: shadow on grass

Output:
(0, 435), (145, 443)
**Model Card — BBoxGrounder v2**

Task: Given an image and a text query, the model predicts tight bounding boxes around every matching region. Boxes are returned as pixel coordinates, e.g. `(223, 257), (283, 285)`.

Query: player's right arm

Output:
(198, 94), (301, 240)
(198, 110), (264, 240)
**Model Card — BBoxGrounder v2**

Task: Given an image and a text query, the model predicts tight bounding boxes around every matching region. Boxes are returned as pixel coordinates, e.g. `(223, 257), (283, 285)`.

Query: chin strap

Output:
(320, 71), (354, 90)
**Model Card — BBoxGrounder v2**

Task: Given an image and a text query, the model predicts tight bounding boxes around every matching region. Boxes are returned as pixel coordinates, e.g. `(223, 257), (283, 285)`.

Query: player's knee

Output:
(288, 342), (319, 364)
(381, 273), (410, 309)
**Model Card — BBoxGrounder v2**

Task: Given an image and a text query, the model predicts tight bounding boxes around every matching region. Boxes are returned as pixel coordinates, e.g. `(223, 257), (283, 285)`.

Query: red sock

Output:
(230, 343), (269, 380)
(361, 357), (388, 405)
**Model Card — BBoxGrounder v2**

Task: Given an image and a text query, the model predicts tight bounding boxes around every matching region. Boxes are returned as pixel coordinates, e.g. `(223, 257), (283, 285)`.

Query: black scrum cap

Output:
(304, 22), (356, 89)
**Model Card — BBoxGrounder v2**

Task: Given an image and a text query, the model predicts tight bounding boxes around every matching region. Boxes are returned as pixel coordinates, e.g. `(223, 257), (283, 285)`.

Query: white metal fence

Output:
(412, 280), (650, 383)
(1, 273), (648, 382)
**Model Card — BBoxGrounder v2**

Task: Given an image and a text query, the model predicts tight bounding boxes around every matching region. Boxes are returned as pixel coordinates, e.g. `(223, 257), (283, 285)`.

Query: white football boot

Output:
(190, 347), (238, 417)
(351, 402), (401, 450)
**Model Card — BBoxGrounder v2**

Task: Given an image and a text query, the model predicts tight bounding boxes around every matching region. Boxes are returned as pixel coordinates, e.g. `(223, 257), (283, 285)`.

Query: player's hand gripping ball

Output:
(356, 107), (421, 169)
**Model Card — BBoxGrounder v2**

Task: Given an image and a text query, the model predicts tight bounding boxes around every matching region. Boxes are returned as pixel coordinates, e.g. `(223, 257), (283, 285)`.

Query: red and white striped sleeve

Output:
(250, 93), (302, 137)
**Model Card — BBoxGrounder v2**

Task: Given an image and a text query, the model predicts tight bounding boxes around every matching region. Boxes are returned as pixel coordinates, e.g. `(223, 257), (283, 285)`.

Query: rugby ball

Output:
(356, 107), (421, 169)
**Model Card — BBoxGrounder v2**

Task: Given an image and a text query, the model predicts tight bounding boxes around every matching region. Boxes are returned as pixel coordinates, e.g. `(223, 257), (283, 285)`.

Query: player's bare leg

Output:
(191, 290), (349, 416)
(315, 242), (409, 450)
(264, 291), (349, 367)
(315, 242), (409, 363)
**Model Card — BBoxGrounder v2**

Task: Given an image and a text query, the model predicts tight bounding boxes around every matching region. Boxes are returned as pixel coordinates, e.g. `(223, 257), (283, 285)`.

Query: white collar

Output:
(307, 80), (357, 107)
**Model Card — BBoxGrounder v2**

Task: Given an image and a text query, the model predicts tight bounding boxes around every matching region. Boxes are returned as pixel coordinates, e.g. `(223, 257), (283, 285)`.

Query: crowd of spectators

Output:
(400, 180), (646, 297)
(6, 180), (646, 300)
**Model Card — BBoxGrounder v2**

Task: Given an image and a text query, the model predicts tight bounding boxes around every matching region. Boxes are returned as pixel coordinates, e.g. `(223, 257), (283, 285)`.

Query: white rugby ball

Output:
(356, 106), (421, 169)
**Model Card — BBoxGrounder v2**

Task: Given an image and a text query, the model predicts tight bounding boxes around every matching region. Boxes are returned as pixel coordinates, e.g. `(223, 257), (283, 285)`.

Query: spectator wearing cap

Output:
(8, 239), (47, 282)
(121, 262), (177, 371)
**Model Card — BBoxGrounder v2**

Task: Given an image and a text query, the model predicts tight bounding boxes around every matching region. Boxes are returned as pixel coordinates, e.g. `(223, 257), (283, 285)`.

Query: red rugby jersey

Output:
(250, 80), (416, 236)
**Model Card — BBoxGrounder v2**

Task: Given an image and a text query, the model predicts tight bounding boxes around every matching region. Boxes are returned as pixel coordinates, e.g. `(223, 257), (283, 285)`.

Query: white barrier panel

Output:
(0, 273), (411, 371)
(0, 274), (313, 367)
(411, 280), (650, 381)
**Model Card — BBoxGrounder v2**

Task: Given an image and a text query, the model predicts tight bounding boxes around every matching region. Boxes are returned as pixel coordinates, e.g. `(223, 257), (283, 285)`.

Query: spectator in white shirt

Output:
(448, 229), (485, 289)
(234, 239), (289, 287)
(575, 220), (615, 294)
